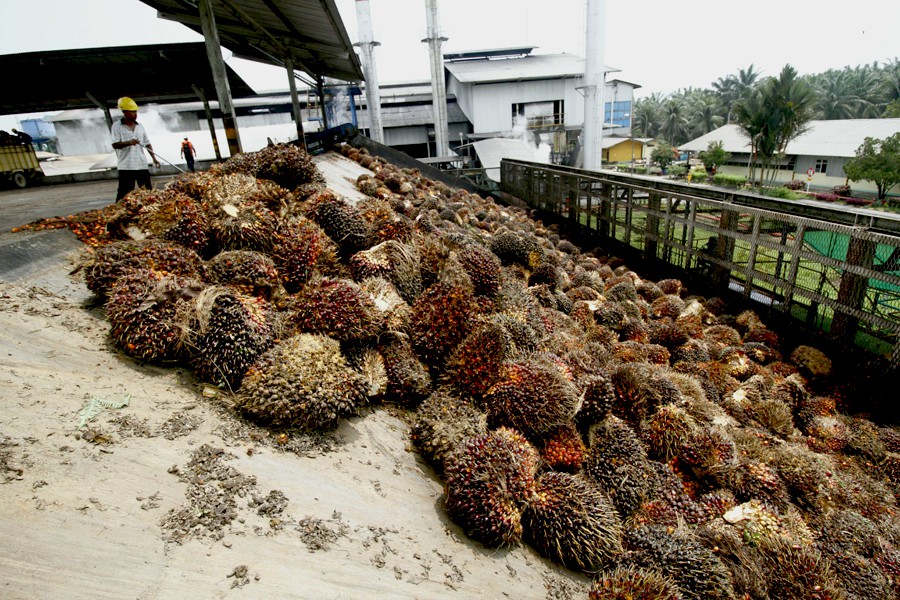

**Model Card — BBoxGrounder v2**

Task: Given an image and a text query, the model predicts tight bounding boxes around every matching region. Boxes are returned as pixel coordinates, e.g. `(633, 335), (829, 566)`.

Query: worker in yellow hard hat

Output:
(110, 96), (160, 201)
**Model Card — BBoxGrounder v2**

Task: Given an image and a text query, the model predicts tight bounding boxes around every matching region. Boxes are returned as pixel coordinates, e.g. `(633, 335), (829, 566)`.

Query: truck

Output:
(0, 140), (43, 188)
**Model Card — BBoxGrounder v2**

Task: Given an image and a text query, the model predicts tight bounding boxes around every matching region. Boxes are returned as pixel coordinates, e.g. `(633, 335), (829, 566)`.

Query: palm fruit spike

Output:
(523, 471), (623, 572)
(410, 387), (488, 475)
(237, 333), (368, 431)
(641, 404), (698, 463)
(207, 198), (278, 253)
(409, 282), (479, 369)
(584, 416), (655, 519)
(270, 217), (343, 293)
(349, 240), (422, 304)
(105, 268), (204, 362)
(444, 427), (540, 547)
(282, 278), (383, 342)
(622, 525), (736, 600)
(253, 143), (324, 190)
(443, 320), (513, 399)
(481, 357), (580, 438)
(82, 238), (205, 299)
(205, 250), (280, 295)
(303, 188), (370, 257)
(576, 371), (617, 432)
(540, 422), (587, 472)
(376, 335), (431, 408)
(182, 287), (273, 391)
(455, 243), (502, 297)
(589, 566), (684, 600)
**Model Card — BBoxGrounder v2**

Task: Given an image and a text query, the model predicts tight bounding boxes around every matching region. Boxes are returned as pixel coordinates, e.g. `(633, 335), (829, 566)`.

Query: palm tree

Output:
(735, 65), (815, 185)
(659, 98), (689, 145)
(688, 92), (725, 137)
(633, 93), (664, 138)
(713, 65), (760, 123)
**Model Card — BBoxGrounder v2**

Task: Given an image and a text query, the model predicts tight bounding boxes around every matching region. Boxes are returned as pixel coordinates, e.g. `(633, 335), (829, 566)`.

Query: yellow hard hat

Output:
(117, 97), (139, 111)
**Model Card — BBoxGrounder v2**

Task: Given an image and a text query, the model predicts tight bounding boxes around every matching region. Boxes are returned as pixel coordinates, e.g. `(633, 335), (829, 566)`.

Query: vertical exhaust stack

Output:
(354, 0), (384, 144)
(423, 0), (450, 157)
(582, 0), (606, 171)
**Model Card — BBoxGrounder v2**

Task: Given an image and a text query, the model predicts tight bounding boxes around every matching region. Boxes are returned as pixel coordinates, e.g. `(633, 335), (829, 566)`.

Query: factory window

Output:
(512, 100), (564, 129)
(604, 101), (632, 127)
(815, 158), (828, 174)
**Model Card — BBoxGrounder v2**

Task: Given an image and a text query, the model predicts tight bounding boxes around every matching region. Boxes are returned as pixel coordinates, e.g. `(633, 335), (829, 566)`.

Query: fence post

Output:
(645, 193), (660, 260)
(711, 207), (739, 289)
(832, 234), (877, 341)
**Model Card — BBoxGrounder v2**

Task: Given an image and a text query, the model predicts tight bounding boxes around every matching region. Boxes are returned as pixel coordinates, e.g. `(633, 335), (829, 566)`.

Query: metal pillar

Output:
(354, 0), (384, 143)
(285, 58), (307, 152)
(423, 0), (450, 157)
(582, 0), (606, 171)
(86, 92), (113, 132)
(198, 0), (242, 157)
(192, 85), (223, 162)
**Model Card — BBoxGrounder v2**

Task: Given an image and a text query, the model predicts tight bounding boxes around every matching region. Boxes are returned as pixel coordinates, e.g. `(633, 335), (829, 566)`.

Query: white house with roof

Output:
(680, 119), (900, 197)
(444, 47), (639, 164)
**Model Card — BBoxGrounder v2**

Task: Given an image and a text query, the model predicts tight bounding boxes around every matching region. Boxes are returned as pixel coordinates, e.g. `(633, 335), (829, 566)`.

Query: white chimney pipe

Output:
(423, 0), (450, 157)
(582, 0), (606, 171)
(354, 0), (384, 143)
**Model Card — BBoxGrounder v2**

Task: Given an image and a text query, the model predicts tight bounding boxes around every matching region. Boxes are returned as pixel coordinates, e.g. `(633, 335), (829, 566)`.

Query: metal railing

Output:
(501, 159), (900, 366)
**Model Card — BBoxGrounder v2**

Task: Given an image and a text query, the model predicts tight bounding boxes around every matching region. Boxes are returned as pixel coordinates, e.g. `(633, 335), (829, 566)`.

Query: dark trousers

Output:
(116, 169), (152, 201)
(185, 155), (195, 171)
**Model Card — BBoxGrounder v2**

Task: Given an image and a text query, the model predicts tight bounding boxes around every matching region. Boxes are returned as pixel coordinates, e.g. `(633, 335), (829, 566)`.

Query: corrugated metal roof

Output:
(138, 0), (363, 82)
(445, 54), (587, 84)
(680, 120), (900, 157)
(0, 43), (256, 116)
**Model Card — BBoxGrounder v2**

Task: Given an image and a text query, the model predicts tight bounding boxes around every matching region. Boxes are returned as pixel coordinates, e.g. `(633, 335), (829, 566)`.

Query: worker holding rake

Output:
(110, 96), (160, 201)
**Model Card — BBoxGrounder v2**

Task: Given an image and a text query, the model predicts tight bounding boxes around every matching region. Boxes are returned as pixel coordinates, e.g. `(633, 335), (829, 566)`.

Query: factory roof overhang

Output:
(139, 0), (363, 84)
(0, 42), (258, 116)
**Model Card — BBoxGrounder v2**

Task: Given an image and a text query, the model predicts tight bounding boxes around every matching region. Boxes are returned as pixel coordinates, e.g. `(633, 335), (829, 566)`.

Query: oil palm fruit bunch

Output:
(576, 371), (617, 432)
(790, 345), (833, 380)
(608, 363), (672, 426)
(303, 189), (370, 257)
(647, 461), (706, 525)
(237, 333), (368, 431)
(358, 198), (415, 244)
(181, 286), (274, 390)
(489, 231), (545, 269)
(481, 357), (580, 438)
(358, 276), (411, 334)
(105, 268), (204, 362)
(282, 278), (383, 342)
(539, 422), (586, 472)
(444, 427), (540, 547)
(756, 535), (844, 599)
(589, 566), (684, 600)
(82, 238), (205, 299)
(252, 144), (324, 190)
(410, 386), (488, 474)
(243, 179), (297, 216)
(206, 250), (280, 296)
(523, 471), (623, 571)
(349, 240), (422, 304)
(584, 416), (656, 519)
(443, 320), (514, 399)
(207, 198), (278, 253)
(455, 243), (502, 297)
(104, 188), (170, 236)
(409, 282), (479, 369)
(375, 335), (431, 407)
(270, 217), (343, 293)
(641, 404), (698, 463)
(621, 525), (736, 600)
(163, 169), (219, 202)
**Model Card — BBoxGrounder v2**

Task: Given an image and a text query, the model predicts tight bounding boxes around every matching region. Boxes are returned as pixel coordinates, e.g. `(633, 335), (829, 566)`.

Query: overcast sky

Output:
(1, 0), (898, 129)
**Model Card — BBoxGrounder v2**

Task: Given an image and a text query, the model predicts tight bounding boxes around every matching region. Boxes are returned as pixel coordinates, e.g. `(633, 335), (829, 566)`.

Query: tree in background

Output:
(844, 133), (900, 200)
(734, 65), (815, 185)
(651, 142), (678, 173)
(698, 140), (731, 175)
(884, 99), (900, 118)
(712, 65), (760, 124)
